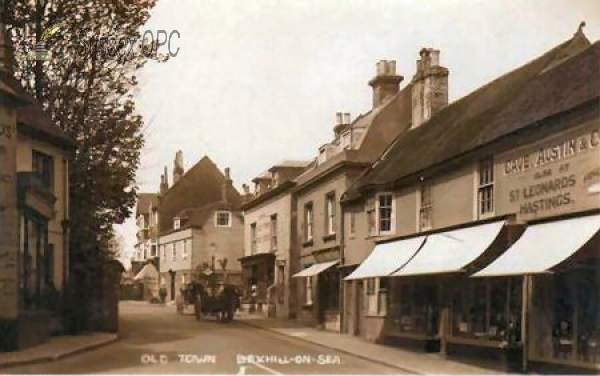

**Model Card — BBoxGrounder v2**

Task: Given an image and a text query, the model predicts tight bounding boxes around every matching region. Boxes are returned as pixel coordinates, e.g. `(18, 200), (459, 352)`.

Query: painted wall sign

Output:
(498, 124), (600, 221)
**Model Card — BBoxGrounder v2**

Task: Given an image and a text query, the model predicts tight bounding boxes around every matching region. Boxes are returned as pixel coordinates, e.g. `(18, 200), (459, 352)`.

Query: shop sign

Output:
(500, 128), (600, 220)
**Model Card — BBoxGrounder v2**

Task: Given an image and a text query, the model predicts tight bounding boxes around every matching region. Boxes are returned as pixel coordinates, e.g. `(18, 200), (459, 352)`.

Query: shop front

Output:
(292, 259), (339, 329)
(239, 253), (275, 313)
(475, 213), (600, 373)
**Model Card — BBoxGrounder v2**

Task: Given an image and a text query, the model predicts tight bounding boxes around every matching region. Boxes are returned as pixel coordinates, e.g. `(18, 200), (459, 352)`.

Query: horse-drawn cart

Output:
(183, 267), (241, 322)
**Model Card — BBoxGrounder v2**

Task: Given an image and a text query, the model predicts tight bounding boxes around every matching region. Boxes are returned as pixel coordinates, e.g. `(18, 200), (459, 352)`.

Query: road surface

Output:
(6, 301), (405, 374)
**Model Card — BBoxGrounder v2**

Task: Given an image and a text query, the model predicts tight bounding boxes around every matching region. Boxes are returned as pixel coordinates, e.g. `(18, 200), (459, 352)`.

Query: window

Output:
(270, 214), (278, 251)
(377, 193), (394, 234)
(419, 183), (433, 231)
(304, 202), (314, 241)
(250, 223), (257, 255)
(366, 278), (387, 315)
(173, 217), (180, 230)
(306, 277), (313, 305)
(32, 150), (54, 191)
(349, 212), (356, 235)
(216, 211), (232, 227)
(161, 245), (166, 259)
(367, 208), (376, 236)
(151, 245), (157, 257)
(341, 131), (351, 149)
(182, 240), (188, 260)
(478, 157), (494, 217)
(171, 243), (176, 261)
(325, 193), (336, 235)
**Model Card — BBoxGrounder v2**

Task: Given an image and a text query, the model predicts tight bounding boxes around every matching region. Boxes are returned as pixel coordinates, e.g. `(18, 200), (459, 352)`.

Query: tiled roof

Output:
(158, 156), (242, 233)
(345, 34), (597, 200)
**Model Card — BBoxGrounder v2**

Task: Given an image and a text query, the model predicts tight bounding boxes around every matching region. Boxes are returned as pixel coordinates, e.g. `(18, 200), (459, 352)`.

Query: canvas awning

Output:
(474, 214), (600, 277)
(392, 221), (505, 277)
(292, 260), (339, 278)
(133, 263), (159, 281)
(344, 236), (426, 280)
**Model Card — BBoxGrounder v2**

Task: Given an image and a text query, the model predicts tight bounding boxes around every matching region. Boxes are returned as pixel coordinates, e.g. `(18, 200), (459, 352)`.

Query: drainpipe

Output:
(62, 158), (69, 289)
(339, 194), (346, 333)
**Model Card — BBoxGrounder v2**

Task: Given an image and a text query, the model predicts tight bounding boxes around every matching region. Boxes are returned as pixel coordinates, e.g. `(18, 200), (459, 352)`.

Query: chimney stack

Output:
(160, 166), (169, 195)
(173, 150), (184, 184)
(411, 48), (449, 129)
(222, 167), (233, 203)
(368, 59), (403, 108)
(334, 112), (351, 137)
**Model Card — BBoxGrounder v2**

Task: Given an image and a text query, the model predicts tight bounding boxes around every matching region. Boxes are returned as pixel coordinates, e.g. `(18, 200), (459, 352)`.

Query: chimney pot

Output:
(343, 112), (351, 124)
(335, 112), (343, 125)
(388, 60), (396, 75)
(225, 167), (231, 179)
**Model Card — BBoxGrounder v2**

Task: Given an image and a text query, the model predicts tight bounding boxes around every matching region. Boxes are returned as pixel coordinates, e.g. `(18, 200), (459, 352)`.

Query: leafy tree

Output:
(2, 0), (167, 302)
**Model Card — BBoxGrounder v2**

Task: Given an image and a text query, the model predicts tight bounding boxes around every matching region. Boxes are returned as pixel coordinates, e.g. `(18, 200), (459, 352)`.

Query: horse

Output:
(188, 282), (239, 322)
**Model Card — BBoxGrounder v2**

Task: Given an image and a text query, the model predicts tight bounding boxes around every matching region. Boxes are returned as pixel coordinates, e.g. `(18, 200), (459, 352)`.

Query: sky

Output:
(114, 0), (600, 268)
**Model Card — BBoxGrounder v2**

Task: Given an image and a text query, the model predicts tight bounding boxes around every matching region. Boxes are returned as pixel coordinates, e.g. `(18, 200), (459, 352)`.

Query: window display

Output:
(451, 277), (521, 343)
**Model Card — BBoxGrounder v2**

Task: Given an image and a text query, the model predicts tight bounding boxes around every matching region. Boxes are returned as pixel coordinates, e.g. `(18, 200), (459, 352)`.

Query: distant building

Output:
(156, 153), (243, 300)
(133, 193), (159, 262)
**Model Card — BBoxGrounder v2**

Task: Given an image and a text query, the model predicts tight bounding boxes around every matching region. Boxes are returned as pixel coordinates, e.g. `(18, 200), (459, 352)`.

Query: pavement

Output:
(235, 311), (500, 375)
(0, 332), (118, 370)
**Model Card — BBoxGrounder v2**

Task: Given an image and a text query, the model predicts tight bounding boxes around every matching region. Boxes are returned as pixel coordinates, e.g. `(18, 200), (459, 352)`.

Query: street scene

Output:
(1, 1), (600, 375)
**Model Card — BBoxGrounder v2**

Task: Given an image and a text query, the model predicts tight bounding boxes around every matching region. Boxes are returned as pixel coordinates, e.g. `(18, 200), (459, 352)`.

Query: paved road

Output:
(6, 302), (404, 374)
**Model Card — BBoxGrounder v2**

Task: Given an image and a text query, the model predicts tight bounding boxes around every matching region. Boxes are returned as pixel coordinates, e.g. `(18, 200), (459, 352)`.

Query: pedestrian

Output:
(159, 285), (167, 305)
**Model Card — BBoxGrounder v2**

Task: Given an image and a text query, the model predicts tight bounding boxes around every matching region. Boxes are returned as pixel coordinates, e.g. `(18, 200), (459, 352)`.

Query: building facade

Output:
(156, 153), (243, 300)
(0, 34), (75, 350)
(240, 161), (309, 318)
(291, 59), (417, 331)
(342, 31), (599, 373)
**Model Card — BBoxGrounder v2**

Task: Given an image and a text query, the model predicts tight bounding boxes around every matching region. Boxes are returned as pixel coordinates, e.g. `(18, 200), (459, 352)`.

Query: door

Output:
(355, 280), (364, 336)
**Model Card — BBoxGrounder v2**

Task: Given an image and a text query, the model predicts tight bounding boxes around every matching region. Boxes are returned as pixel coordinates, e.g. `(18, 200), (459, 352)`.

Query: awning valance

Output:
(344, 236), (426, 280)
(474, 214), (600, 277)
(392, 221), (505, 277)
(292, 260), (339, 278)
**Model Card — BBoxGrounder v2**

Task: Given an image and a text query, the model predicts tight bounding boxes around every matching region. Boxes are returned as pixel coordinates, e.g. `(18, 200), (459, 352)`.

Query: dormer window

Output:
(216, 211), (232, 227)
(173, 217), (181, 230)
(341, 131), (351, 150)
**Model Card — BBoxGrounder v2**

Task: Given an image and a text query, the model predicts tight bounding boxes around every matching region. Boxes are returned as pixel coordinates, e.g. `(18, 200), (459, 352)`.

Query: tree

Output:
(2, 0), (166, 294)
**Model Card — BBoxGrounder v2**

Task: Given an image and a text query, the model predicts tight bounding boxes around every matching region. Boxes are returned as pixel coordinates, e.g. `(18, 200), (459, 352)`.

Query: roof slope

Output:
(158, 156), (242, 233)
(136, 193), (159, 217)
(0, 70), (75, 149)
(294, 84), (413, 189)
(346, 33), (597, 199)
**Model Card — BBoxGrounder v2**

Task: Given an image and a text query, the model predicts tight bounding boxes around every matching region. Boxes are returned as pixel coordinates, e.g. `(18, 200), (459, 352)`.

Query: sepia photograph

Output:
(0, 0), (599, 374)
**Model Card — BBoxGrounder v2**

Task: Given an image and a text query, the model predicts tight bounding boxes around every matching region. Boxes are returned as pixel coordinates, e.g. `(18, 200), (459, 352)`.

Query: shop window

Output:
(377, 193), (394, 234)
(305, 277), (313, 305)
(451, 278), (521, 343)
(419, 182), (433, 231)
(392, 280), (439, 335)
(366, 278), (387, 316)
(32, 150), (54, 192)
(477, 157), (494, 217)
